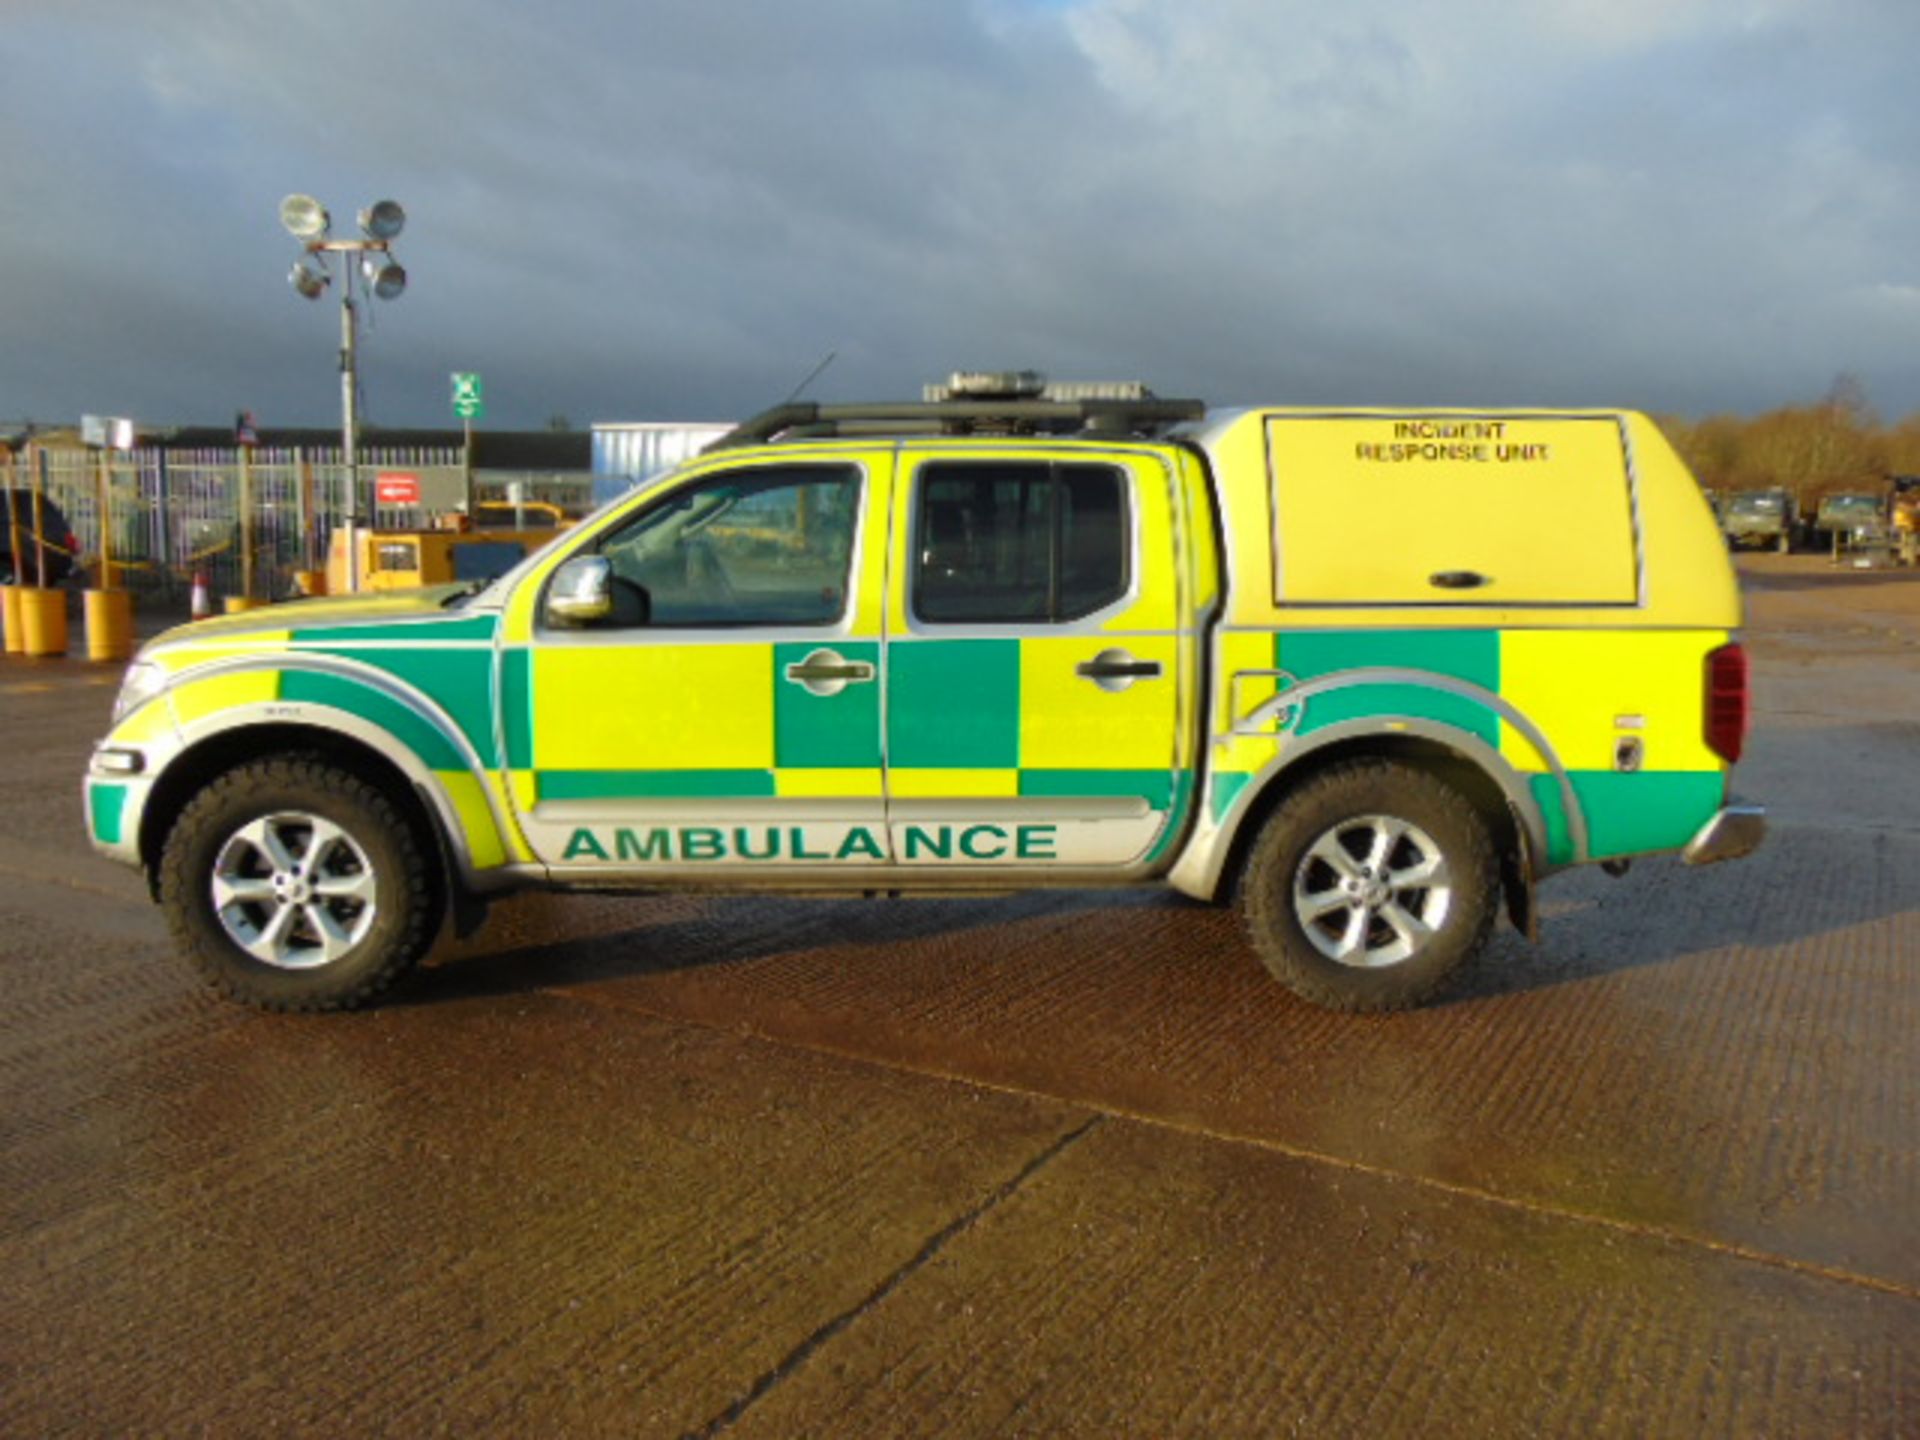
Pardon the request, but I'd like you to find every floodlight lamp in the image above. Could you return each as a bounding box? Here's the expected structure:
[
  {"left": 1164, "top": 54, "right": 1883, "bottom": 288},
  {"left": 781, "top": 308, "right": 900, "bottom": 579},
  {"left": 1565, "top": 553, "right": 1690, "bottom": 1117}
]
[
  {"left": 360, "top": 199, "right": 405, "bottom": 241},
  {"left": 288, "top": 259, "right": 329, "bottom": 299},
  {"left": 370, "top": 261, "right": 407, "bottom": 300},
  {"left": 279, "top": 193, "right": 330, "bottom": 239}
]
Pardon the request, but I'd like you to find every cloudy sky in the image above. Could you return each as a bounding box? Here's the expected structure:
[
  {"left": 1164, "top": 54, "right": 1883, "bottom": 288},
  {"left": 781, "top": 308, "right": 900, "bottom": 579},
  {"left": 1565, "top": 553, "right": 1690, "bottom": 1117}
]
[{"left": 4, "top": 0, "right": 1918, "bottom": 431}]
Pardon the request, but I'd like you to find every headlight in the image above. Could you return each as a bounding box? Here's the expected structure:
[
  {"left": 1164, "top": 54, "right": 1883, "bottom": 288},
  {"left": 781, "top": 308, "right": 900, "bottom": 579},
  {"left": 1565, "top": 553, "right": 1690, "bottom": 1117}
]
[{"left": 112, "top": 660, "right": 167, "bottom": 724}]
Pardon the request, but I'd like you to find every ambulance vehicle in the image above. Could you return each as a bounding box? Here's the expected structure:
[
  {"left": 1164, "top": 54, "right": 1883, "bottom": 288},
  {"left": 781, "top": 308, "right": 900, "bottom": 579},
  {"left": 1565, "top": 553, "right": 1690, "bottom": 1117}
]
[{"left": 85, "top": 381, "right": 1763, "bottom": 1012}]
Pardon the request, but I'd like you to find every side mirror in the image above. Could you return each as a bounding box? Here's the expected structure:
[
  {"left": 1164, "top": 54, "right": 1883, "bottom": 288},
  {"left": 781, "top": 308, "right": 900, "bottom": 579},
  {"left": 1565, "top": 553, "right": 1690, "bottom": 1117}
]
[{"left": 546, "top": 555, "right": 614, "bottom": 627}]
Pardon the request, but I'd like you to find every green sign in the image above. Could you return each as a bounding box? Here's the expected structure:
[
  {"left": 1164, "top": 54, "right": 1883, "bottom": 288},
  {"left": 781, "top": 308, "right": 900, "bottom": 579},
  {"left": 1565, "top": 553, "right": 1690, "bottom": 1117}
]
[{"left": 451, "top": 372, "right": 485, "bottom": 420}]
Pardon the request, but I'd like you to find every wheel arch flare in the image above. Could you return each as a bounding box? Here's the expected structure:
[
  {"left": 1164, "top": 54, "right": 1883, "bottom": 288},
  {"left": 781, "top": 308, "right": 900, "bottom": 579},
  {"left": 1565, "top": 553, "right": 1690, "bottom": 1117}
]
[
  {"left": 100, "top": 654, "right": 522, "bottom": 893},
  {"left": 1175, "top": 706, "right": 1559, "bottom": 904}
]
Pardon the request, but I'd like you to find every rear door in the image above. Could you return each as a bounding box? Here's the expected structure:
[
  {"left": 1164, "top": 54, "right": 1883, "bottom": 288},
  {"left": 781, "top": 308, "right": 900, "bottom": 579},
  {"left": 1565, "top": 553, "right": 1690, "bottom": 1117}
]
[{"left": 882, "top": 446, "right": 1193, "bottom": 871}]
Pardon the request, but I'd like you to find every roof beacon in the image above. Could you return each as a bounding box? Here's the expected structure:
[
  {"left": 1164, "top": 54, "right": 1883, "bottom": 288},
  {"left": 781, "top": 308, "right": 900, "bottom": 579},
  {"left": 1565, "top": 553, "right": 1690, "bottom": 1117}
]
[{"left": 930, "top": 370, "right": 1049, "bottom": 401}]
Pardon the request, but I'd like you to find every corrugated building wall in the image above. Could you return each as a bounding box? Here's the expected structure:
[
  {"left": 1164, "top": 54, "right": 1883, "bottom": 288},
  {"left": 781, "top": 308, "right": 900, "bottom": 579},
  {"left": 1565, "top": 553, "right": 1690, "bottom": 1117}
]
[{"left": 590, "top": 423, "right": 732, "bottom": 504}]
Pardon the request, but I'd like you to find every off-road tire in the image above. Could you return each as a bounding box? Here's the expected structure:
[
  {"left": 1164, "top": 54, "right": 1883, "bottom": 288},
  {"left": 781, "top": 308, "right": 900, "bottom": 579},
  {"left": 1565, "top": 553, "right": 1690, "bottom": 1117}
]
[
  {"left": 1240, "top": 760, "right": 1498, "bottom": 1012},
  {"left": 159, "top": 756, "right": 440, "bottom": 1011}
]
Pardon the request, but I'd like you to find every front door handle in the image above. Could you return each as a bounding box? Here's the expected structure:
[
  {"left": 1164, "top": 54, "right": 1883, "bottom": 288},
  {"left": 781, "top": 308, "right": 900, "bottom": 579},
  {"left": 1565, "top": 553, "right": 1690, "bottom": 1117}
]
[
  {"left": 1076, "top": 648, "right": 1163, "bottom": 693},
  {"left": 1430, "top": 569, "right": 1493, "bottom": 590},
  {"left": 785, "top": 648, "right": 874, "bottom": 697}
]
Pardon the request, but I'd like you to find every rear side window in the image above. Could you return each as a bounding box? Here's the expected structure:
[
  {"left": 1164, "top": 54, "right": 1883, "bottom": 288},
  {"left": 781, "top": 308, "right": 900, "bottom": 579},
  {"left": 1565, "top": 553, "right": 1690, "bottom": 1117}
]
[{"left": 913, "top": 462, "right": 1128, "bottom": 624}]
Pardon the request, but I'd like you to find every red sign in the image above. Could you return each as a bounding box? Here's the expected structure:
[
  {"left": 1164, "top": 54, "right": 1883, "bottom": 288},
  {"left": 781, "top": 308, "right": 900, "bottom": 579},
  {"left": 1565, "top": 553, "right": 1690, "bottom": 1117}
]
[{"left": 376, "top": 472, "right": 421, "bottom": 505}]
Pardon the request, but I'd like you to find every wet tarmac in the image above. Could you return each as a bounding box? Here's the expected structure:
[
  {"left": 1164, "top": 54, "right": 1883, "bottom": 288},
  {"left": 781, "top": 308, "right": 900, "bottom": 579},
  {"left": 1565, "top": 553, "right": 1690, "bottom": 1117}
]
[{"left": 2, "top": 554, "right": 1916, "bottom": 1435}]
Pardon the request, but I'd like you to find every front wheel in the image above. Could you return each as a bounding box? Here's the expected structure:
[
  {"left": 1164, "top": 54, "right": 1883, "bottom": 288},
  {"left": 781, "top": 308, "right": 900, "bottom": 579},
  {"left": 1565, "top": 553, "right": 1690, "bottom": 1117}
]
[
  {"left": 1240, "top": 760, "right": 1498, "bottom": 1011},
  {"left": 159, "top": 756, "right": 441, "bottom": 1010}
]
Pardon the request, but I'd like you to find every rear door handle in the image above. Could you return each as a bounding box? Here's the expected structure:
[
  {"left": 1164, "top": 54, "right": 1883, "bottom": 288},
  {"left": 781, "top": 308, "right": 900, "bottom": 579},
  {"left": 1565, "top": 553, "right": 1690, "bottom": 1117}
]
[
  {"left": 1429, "top": 570, "right": 1492, "bottom": 590},
  {"left": 1076, "top": 649, "right": 1163, "bottom": 692},
  {"left": 785, "top": 648, "right": 874, "bottom": 697}
]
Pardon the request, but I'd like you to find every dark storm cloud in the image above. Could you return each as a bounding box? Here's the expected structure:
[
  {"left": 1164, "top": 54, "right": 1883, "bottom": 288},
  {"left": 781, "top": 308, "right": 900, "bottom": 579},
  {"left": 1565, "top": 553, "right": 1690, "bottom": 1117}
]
[{"left": 3, "top": 0, "right": 1918, "bottom": 429}]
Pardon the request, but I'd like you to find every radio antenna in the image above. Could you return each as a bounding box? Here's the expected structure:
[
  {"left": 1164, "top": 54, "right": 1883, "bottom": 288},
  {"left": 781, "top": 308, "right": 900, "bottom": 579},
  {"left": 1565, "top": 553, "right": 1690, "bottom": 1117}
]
[{"left": 780, "top": 349, "right": 838, "bottom": 405}]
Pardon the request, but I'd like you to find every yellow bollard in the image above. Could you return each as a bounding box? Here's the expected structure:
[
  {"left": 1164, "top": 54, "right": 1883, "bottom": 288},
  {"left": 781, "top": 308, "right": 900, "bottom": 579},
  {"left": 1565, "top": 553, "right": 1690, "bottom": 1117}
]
[
  {"left": 84, "top": 588, "right": 135, "bottom": 662},
  {"left": 17, "top": 587, "right": 67, "bottom": 656},
  {"left": 1, "top": 585, "right": 22, "bottom": 654},
  {"left": 222, "top": 596, "right": 268, "bottom": 614}
]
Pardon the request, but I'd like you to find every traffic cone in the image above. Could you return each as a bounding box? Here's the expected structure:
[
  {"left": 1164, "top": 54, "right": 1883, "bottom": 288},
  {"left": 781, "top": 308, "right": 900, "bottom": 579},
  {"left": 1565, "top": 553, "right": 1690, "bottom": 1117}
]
[{"left": 190, "top": 570, "right": 213, "bottom": 620}]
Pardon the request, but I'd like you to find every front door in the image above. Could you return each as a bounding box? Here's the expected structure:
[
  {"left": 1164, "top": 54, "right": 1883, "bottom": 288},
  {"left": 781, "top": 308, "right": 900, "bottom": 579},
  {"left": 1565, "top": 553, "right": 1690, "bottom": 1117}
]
[
  {"left": 882, "top": 448, "right": 1190, "bottom": 871},
  {"left": 505, "top": 454, "right": 895, "bottom": 873}
]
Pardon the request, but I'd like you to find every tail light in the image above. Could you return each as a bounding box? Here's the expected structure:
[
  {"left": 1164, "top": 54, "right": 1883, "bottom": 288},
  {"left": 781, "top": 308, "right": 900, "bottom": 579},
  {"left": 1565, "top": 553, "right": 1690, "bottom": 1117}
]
[{"left": 1704, "top": 642, "right": 1748, "bottom": 765}]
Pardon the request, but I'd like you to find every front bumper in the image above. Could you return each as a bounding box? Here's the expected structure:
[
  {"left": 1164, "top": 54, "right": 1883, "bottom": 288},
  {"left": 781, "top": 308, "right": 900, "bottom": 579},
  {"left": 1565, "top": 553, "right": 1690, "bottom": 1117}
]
[
  {"left": 84, "top": 752, "right": 153, "bottom": 868},
  {"left": 1682, "top": 803, "right": 1766, "bottom": 866}
]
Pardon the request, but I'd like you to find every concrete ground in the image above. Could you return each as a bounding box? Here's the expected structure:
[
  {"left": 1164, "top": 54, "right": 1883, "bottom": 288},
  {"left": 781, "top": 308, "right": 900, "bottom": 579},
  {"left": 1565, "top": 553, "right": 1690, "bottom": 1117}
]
[{"left": 0, "top": 554, "right": 1915, "bottom": 1436}]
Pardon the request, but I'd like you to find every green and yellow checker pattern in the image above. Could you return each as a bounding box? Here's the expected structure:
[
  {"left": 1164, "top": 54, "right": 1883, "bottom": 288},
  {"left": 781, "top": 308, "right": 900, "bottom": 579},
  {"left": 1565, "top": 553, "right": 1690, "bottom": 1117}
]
[
  {"left": 499, "top": 633, "right": 1189, "bottom": 827},
  {"left": 480, "top": 443, "right": 1201, "bottom": 860},
  {"left": 877, "top": 446, "right": 1197, "bottom": 855},
  {"left": 491, "top": 447, "right": 899, "bottom": 814},
  {"left": 1209, "top": 626, "right": 1730, "bottom": 864},
  {"left": 503, "top": 639, "right": 884, "bottom": 803},
  {"left": 883, "top": 634, "right": 1185, "bottom": 813}
]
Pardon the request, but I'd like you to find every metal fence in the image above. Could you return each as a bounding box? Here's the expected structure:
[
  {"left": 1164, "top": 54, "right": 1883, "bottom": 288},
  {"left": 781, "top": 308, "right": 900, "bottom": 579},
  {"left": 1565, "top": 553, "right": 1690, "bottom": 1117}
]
[{"left": 4, "top": 446, "right": 593, "bottom": 600}]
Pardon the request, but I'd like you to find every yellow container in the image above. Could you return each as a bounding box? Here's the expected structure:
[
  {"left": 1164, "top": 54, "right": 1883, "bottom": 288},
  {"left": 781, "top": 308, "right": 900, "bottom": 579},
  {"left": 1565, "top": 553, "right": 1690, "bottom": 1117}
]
[
  {"left": 222, "top": 596, "right": 268, "bottom": 614},
  {"left": 17, "top": 586, "right": 67, "bottom": 657},
  {"left": 292, "top": 569, "right": 328, "bottom": 597},
  {"left": 0, "top": 585, "right": 22, "bottom": 654},
  {"left": 83, "top": 588, "right": 135, "bottom": 662},
  {"left": 326, "top": 524, "right": 550, "bottom": 593}
]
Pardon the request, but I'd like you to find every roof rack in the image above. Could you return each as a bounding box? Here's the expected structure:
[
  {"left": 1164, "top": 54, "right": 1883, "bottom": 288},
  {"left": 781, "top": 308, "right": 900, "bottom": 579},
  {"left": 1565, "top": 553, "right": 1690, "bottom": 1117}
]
[{"left": 703, "top": 396, "right": 1207, "bottom": 453}]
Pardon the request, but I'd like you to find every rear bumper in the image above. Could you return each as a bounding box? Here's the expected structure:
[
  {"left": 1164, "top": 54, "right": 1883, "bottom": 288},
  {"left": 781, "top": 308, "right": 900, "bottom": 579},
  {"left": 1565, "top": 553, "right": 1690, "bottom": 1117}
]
[{"left": 1682, "top": 803, "right": 1766, "bottom": 866}]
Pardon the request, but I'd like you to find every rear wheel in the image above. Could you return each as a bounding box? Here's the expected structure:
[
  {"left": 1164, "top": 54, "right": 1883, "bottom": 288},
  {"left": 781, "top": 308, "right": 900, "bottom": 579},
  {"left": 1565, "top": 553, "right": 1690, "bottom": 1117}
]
[
  {"left": 1240, "top": 760, "right": 1498, "bottom": 1011},
  {"left": 159, "top": 756, "right": 440, "bottom": 1010}
]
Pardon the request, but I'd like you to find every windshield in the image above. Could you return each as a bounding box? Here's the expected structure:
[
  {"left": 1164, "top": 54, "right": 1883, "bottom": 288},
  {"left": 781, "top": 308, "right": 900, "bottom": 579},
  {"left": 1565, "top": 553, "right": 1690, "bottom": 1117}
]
[
  {"left": 1730, "top": 494, "right": 1783, "bottom": 514},
  {"left": 1821, "top": 496, "right": 1880, "bottom": 516}
]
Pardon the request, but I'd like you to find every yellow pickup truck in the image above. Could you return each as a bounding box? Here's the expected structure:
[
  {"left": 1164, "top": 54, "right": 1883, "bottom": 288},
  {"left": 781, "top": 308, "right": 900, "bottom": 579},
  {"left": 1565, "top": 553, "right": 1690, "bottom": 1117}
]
[{"left": 86, "top": 382, "right": 1762, "bottom": 1013}]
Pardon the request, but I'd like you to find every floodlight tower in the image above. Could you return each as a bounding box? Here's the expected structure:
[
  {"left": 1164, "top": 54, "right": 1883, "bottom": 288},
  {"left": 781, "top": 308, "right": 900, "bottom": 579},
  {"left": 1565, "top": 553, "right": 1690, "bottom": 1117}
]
[{"left": 281, "top": 194, "right": 408, "bottom": 592}]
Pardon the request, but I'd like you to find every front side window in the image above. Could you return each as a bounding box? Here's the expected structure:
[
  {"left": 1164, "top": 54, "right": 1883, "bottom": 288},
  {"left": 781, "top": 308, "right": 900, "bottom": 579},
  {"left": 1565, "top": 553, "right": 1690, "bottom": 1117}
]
[
  {"left": 913, "top": 461, "right": 1128, "bottom": 624},
  {"left": 587, "top": 464, "right": 860, "bottom": 627}
]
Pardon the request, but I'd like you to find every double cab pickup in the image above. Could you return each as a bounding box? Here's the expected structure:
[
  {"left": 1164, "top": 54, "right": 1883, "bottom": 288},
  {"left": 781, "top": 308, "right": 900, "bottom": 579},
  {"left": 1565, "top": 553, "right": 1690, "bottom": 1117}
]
[{"left": 87, "top": 383, "right": 1763, "bottom": 1012}]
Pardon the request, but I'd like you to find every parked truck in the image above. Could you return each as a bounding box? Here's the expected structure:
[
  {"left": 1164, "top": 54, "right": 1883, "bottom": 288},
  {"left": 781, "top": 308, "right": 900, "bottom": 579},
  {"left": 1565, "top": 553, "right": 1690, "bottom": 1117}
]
[
  {"left": 1814, "top": 491, "right": 1887, "bottom": 539},
  {"left": 1814, "top": 490, "right": 1892, "bottom": 565},
  {"left": 85, "top": 384, "right": 1763, "bottom": 1013},
  {"left": 1722, "top": 488, "right": 1797, "bottom": 552}
]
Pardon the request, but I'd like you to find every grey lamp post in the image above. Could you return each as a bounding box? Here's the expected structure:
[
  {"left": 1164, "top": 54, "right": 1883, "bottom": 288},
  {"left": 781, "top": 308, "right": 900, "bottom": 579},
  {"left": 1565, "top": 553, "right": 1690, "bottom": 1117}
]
[{"left": 281, "top": 194, "right": 408, "bottom": 594}]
